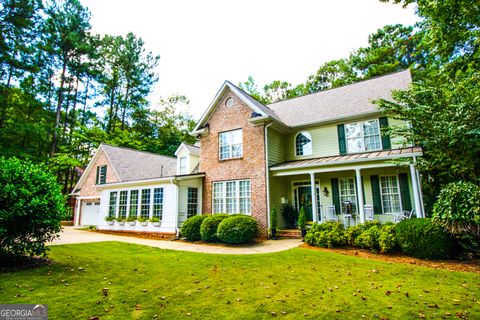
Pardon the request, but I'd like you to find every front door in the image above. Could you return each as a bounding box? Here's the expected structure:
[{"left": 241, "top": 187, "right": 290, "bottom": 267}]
[{"left": 297, "top": 186, "right": 313, "bottom": 221}]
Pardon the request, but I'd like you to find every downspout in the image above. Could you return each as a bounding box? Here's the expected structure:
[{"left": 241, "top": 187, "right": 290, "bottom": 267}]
[{"left": 265, "top": 122, "right": 273, "bottom": 230}]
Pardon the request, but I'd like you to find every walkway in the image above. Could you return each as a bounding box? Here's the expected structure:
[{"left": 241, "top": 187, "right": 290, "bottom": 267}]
[{"left": 49, "top": 227, "right": 301, "bottom": 255}]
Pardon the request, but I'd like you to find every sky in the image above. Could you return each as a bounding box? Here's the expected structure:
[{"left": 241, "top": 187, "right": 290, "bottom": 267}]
[{"left": 80, "top": 0, "right": 419, "bottom": 120}]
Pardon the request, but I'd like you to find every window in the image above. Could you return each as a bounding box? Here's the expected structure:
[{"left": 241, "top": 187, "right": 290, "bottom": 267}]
[
  {"left": 380, "top": 176, "right": 402, "bottom": 214},
  {"left": 118, "top": 191, "right": 128, "bottom": 218},
  {"left": 212, "top": 180, "right": 251, "bottom": 214},
  {"left": 179, "top": 156, "right": 187, "bottom": 174},
  {"left": 225, "top": 97, "right": 235, "bottom": 107},
  {"left": 108, "top": 191, "right": 117, "bottom": 218},
  {"left": 339, "top": 178, "right": 357, "bottom": 214},
  {"left": 96, "top": 165, "right": 107, "bottom": 184},
  {"left": 219, "top": 129, "right": 243, "bottom": 160},
  {"left": 187, "top": 187, "right": 198, "bottom": 218},
  {"left": 129, "top": 190, "right": 138, "bottom": 218},
  {"left": 295, "top": 132, "right": 312, "bottom": 156},
  {"left": 140, "top": 189, "right": 151, "bottom": 219},
  {"left": 345, "top": 119, "right": 381, "bottom": 153},
  {"left": 152, "top": 188, "right": 163, "bottom": 219}
]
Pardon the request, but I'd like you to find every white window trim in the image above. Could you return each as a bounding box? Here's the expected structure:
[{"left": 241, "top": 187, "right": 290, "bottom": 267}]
[
  {"left": 212, "top": 179, "right": 251, "bottom": 214},
  {"left": 179, "top": 156, "right": 188, "bottom": 175},
  {"left": 379, "top": 174, "right": 403, "bottom": 214},
  {"left": 345, "top": 119, "right": 383, "bottom": 154},
  {"left": 219, "top": 129, "right": 243, "bottom": 160},
  {"left": 295, "top": 131, "right": 313, "bottom": 157}
]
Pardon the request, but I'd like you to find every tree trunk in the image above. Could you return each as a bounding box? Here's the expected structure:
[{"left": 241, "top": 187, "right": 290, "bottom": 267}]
[
  {"left": 81, "top": 77, "right": 90, "bottom": 126},
  {"left": 50, "top": 59, "right": 67, "bottom": 157},
  {"left": 68, "top": 77, "right": 79, "bottom": 143},
  {"left": 120, "top": 83, "right": 130, "bottom": 130}
]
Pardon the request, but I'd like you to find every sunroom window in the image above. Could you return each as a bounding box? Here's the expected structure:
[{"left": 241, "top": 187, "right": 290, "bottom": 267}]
[
  {"left": 295, "top": 131, "right": 312, "bottom": 156},
  {"left": 212, "top": 180, "right": 251, "bottom": 214},
  {"left": 345, "top": 119, "right": 381, "bottom": 153},
  {"left": 219, "top": 129, "right": 243, "bottom": 160}
]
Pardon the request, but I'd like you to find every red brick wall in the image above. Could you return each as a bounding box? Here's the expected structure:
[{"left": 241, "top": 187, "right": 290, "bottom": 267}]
[{"left": 199, "top": 90, "right": 268, "bottom": 234}]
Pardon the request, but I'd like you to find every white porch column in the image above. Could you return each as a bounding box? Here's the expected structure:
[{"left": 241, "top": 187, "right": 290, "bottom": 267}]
[
  {"left": 410, "top": 164, "right": 423, "bottom": 218},
  {"left": 355, "top": 168, "right": 365, "bottom": 223},
  {"left": 74, "top": 198, "right": 81, "bottom": 226},
  {"left": 415, "top": 168, "right": 425, "bottom": 218},
  {"left": 310, "top": 172, "right": 318, "bottom": 223}
]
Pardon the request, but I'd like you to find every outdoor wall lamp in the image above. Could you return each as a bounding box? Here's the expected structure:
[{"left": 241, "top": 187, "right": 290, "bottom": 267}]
[{"left": 323, "top": 187, "right": 329, "bottom": 197}]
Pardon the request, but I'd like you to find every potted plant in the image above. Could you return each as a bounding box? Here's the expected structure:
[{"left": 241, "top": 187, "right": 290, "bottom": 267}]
[
  {"left": 270, "top": 208, "right": 278, "bottom": 240},
  {"left": 138, "top": 216, "right": 148, "bottom": 226},
  {"left": 105, "top": 216, "right": 115, "bottom": 225},
  {"left": 116, "top": 216, "right": 126, "bottom": 226},
  {"left": 298, "top": 207, "right": 307, "bottom": 239},
  {"left": 127, "top": 215, "right": 136, "bottom": 226},
  {"left": 149, "top": 217, "right": 161, "bottom": 227}
]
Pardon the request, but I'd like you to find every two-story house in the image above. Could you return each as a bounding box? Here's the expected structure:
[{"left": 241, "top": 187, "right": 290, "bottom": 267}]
[{"left": 192, "top": 69, "right": 424, "bottom": 233}]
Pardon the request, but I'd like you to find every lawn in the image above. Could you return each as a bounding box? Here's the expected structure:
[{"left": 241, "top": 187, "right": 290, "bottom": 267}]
[{"left": 1, "top": 242, "right": 479, "bottom": 319}]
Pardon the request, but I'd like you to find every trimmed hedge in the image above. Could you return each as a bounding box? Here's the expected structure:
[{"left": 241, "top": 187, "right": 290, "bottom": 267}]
[
  {"left": 395, "top": 218, "right": 453, "bottom": 259},
  {"left": 304, "top": 222, "right": 346, "bottom": 248},
  {"left": 200, "top": 214, "right": 229, "bottom": 242},
  {"left": 217, "top": 215, "right": 259, "bottom": 244},
  {"left": 181, "top": 215, "right": 207, "bottom": 241}
]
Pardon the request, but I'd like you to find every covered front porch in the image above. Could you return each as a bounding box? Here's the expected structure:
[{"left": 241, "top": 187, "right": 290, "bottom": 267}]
[{"left": 269, "top": 149, "right": 424, "bottom": 228}]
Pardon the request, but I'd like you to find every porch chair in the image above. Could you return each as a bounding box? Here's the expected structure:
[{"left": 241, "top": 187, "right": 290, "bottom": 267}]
[
  {"left": 364, "top": 205, "right": 374, "bottom": 222},
  {"left": 393, "top": 209, "right": 415, "bottom": 223},
  {"left": 343, "top": 201, "right": 354, "bottom": 227},
  {"left": 325, "top": 205, "right": 338, "bottom": 222}
]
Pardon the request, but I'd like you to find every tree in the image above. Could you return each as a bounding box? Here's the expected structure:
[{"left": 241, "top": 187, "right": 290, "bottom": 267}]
[{"left": 305, "top": 59, "right": 358, "bottom": 94}]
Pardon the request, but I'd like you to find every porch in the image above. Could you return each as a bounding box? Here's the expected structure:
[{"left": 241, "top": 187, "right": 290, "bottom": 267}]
[{"left": 269, "top": 149, "right": 424, "bottom": 228}]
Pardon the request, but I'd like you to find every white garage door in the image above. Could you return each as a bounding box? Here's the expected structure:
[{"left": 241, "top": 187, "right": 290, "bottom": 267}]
[{"left": 81, "top": 201, "right": 100, "bottom": 226}]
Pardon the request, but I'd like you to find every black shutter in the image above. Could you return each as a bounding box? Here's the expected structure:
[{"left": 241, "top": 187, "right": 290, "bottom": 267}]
[
  {"left": 337, "top": 124, "right": 347, "bottom": 155},
  {"left": 399, "top": 173, "right": 412, "bottom": 211},
  {"left": 331, "top": 178, "right": 340, "bottom": 214},
  {"left": 370, "top": 175, "right": 382, "bottom": 214},
  {"left": 95, "top": 166, "right": 100, "bottom": 184},
  {"left": 379, "top": 117, "right": 391, "bottom": 150},
  {"left": 100, "top": 166, "right": 107, "bottom": 184}
]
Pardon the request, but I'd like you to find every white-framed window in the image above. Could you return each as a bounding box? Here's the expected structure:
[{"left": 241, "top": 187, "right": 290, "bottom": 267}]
[
  {"left": 108, "top": 191, "right": 118, "bottom": 218},
  {"left": 140, "top": 189, "right": 151, "bottom": 219},
  {"left": 129, "top": 190, "right": 138, "bottom": 218},
  {"left": 345, "top": 119, "right": 382, "bottom": 153},
  {"left": 339, "top": 178, "right": 357, "bottom": 214},
  {"left": 295, "top": 131, "right": 312, "bottom": 156},
  {"left": 187, "top": 187, "right": 198, "bottom": 218},
  {"left": 179, "top": 156, "right": 187, "bottom": 174},
  {"left": 152, "top": 188, "right": 164, "bottom": 219},
  {"left": 212, "top": 180, "right": 251, "bottom": 214},
  {"left": 380, "top": 175, "right": 402, "bottom": 214},
  {"left": 219, "top": 129, "right": 243, "bottom": 160},
  {"left": 118, "top": 191, "right": 128, "bottom": 218}
]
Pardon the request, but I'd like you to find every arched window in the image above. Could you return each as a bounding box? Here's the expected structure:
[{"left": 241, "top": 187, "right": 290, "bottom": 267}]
[{"left": 295, "top": 131, "right": 312, "bottom": 156}]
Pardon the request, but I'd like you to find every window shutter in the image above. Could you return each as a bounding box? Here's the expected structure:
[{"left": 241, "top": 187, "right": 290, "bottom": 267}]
[
  {"left": 379, "top": 117, "right": 391, "bottom": 150},
  {"left": 370, "top": 175, "right": 382, "bottom": 214},
  {"left": 398, "top": 173, "right": 412, "bottom": 211},
  {"left": 331, "top": 178, "right": 340, "bottom": 214},
  {"left": 101, "top": 166, "right": 107, "bottom": 184},
  {"left": 337, "top": 124, "right": 347, "bottom": 155},
  {"left": 95, "top": 166, "right": 100, "bottom": 184}
]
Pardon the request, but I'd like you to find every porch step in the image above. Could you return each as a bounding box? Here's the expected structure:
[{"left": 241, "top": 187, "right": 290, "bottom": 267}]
[{"left": 276, "top": 229, "right": 302, "bottom": 239}]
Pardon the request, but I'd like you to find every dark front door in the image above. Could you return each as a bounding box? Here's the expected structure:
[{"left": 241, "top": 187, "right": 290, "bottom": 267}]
[{"left": 297, "top": 186, "right": 313, "bottom": 221}]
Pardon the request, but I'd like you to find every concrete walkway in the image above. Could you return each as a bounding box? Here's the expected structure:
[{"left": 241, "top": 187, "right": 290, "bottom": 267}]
[{"left": 49, "top": 227, "right": 301, "bottom": 255}]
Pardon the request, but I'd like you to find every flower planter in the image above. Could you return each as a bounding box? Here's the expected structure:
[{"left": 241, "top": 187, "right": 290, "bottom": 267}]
[
  {"left": 128, "top": 221, "right": 136, "bottom": 226},
  {"left": 107, "top": 221, "right": 115, "bottom": 226},
  {"left": 152, "top": 222, "right": 161, "bottom": 227},
  {"left": 139, "top": 221, "right": 148, "bottom": 227},
  {"left": 117, "top": 221, "right": 125, "bottom": 226}
]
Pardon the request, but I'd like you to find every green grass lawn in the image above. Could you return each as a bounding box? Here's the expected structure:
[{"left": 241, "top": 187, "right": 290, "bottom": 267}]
[{"left": 1, "top": 242, "right": 479, "bottom": 319}]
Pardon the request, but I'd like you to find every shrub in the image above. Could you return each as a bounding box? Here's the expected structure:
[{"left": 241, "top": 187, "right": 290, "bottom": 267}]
[
  {"left": 126, "top": 216, "right": 136, "bottom": 222},
  {"left": 378, "top": 223, "right": 397, "bottom": 253},
  {"left": 0, "top": 157, "right": 65, "bottom": 260},
  {"left": 181, "top": 215, "right": 207, "bottom": 241},
  {"left": 304, "top": 222, "right": 345, "bottom": 248},
  {"left": 355, "top": 225, "right": 381, "bottom": 252},
  {"left": 217, "top": 215, "right": 259, "bottom": 244},
  {"left": 298, "top": 207, "right": 307, "bottom": 229},
  {"left": 200, "top": 214, "right": 229, "bottom": 242},
  {"left": 270, "top": 208, "right": 278, "bottom": 229},
  {"left": 344, "top": 224, "right": 363, "bottom": 246},
  {"left": 395, "top": 218, "right": 453, "bottom": 259}
]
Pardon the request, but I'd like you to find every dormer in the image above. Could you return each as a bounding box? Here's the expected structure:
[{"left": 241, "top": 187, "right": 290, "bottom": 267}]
[{"left": 175, "top": 142, "right": 200, "bottom": 175}]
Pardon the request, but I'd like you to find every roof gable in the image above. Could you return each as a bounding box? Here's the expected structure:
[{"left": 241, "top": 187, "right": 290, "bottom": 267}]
[{"left": 175, "top": 142, "right": 200, "bottom": 156}]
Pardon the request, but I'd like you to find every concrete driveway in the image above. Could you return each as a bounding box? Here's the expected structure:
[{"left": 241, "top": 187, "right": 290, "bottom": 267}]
[{"left": 49, "top": 227, "right": 301, "bottom": 255}]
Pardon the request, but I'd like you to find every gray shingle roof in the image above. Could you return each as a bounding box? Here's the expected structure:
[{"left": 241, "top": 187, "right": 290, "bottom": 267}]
[
  {"left": 183, "top": 143, "right": 200, "bottom": 155},
  {"left": 101, "top": 144, "right": 177, "bottom": 182},
  {"left": 267, "top": 70, "right": 412, "bottom": 127}
]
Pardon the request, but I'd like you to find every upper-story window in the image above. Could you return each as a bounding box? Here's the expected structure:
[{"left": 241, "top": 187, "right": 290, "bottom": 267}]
[
  {"left": 179, "top": 156, "right": 187, "bottom": 174},
  {"left": 219, "top": 129, "right": 243, "bottom": 160},
  {"left": 345, "top": 119, "right": 381, "bottom": 153},
  {"left": 295, "top": 131, "right": 312, "bottom": 156},
  {"left": 96, "top": 165, "right": 107, "bottom": 185}
]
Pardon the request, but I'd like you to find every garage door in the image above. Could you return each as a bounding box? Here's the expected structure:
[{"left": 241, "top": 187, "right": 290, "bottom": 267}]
[{"left": 81, "top": 201, "right": 100, "bottom": 226}]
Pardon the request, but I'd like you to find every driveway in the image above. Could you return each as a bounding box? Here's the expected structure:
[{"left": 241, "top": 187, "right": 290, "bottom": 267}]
[{"left": 49, "top": 227, "right": 301, "bottom": 255}]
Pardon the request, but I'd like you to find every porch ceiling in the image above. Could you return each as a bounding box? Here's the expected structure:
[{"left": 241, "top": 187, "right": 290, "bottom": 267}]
[{"left": 270, "top": 146, "right": 422, "bottom": 172}]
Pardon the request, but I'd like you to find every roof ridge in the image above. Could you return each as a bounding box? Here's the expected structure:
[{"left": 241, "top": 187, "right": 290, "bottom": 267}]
[
  {"left": 183, "top": 142, "right": 200, "bottom": 149},
  {"left": 267, "top": 69, "right": 411, "bottom": 107},
  {"left": 100, "top": 143, "right": 177, "bottom": 159}
]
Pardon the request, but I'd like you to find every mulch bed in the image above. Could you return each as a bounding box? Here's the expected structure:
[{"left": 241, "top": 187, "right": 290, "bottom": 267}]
[{"left": 301, "top": 243, "right": 480, "bottom": 273}]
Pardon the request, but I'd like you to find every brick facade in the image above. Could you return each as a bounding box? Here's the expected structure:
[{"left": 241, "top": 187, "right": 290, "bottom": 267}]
[{"left": 199, "top": 90, "right": 268, "bottom": 234}]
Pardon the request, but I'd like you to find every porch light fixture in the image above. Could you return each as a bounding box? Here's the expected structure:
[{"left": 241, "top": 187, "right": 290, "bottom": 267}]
[{"left": 323, "top": 187, "right": 329, "bottom": 197}]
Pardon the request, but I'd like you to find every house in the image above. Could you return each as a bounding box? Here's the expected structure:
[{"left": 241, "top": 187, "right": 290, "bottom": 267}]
[
  {"left": 72, "top": 143, "right": 203, "bottom": 233},
  {"left": 73, "top": 69, "right": 424, "bottom": 236}
]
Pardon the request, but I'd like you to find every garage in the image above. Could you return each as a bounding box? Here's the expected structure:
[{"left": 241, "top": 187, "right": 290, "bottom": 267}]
[{"left": 81, "top": 200, "right": 100, "bottom": 226}]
